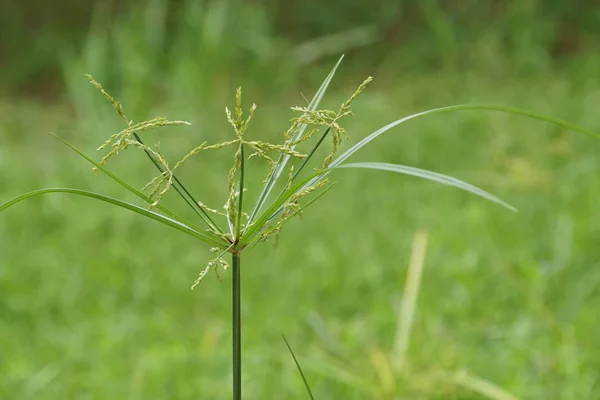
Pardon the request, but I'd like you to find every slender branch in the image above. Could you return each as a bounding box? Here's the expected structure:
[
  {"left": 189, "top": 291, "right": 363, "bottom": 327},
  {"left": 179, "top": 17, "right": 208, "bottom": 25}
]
[
  {"left": 132, "top": 132, "right": 223, "bottom": 233},
  {"left": 292, "top": 126, "right": 331, "bottom": 181},
  {"left": 232, "top": 252, "right": 242, "bottom": 400}
]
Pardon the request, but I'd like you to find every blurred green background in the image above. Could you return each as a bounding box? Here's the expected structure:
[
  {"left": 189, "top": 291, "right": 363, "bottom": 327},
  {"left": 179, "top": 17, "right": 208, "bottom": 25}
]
[{"left": 2, "top": 0, "right": 600, "bottom": 398}]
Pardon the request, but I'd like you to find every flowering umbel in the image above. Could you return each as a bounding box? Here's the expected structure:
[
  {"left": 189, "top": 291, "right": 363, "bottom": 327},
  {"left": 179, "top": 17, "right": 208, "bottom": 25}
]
[{"left": 87, "top": 75, "right": 372, "bottom": 286}]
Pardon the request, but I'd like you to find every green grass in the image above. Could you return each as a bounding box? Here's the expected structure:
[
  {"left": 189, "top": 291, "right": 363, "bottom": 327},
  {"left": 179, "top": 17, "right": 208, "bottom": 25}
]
[{"left": 2, "top": 65, "right": 600, "bottom": 399}]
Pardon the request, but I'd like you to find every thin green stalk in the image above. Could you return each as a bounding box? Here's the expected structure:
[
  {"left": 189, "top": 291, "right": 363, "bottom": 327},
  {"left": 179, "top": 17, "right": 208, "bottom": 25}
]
[
  {"left": 247, "top": 55, "right": 344, "bottom": 225},
  {"left": 132, "top": 132, "right": 223, "bottom": 233},
  {"left": 232, "top": 252, "right": 242, "bottom": 400},
  {"left": 282, "top": 335, "right": 316, "bottom": 400},
  {"left": 292, "top": 126, "right": 331, "bottom": 181},
  {"left": 258, "top": 127, "right": 333, "bottom": 228},
  {"left": 235, "top": 145, "right": 245, "bottom": 240}
]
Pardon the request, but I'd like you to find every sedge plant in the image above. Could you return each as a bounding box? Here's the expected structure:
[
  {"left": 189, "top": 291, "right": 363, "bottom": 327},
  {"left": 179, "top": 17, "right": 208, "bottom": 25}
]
[{"left": 2, "top": 55, "right": 600, "bottom": 399}]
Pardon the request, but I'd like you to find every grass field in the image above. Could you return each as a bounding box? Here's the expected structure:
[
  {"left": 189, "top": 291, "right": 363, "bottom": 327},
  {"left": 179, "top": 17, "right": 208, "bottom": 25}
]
[{"left": 2, "top": 60, "right": 600, "bottom": 399}]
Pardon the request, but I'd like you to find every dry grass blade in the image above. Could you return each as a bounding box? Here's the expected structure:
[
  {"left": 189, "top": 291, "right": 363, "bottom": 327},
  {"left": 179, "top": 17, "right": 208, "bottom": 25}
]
[
  {"left": 449, "top": 371, "right": 519, "bottom": 400},
  {"left": 393, "top": 230, "right": 429, "bottom": 369}
]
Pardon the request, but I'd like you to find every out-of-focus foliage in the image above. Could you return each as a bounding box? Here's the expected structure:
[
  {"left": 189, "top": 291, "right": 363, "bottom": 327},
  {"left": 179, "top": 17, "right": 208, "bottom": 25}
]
[{"left": 2, "top": 0, "right": 599, "bottom": 96}]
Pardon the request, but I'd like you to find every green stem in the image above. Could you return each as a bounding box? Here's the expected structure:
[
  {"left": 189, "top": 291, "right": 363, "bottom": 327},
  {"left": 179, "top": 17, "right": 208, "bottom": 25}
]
[
  {"left": 235, "top": 145, "right": 245, "bottom": 239},
  {"left": 232, "top": 252, "right": 242, "bottom": 400},
  {"left": 292, "top": 126, "right": 331, "bottom": 181},
  {"left": 132, "top": 132, "right": 223, "bottom": 233}
]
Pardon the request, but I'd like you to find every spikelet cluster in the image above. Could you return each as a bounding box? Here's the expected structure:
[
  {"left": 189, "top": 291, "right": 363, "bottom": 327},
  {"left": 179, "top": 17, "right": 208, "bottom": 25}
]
[{"left": 87, "top": 74, "right": 372, "bottom": 286}]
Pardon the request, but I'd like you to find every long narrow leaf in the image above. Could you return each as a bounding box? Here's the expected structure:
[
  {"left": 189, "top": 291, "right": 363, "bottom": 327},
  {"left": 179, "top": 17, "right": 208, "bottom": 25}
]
[
  {"left": 292, "top": 103, "right": 600, "bottom": 206},
  {"left": 0, "top": 188, "right": 228, "bottom": 249},
  {"left": 265, "top": 158, "right": 516, "bottom": 235},
  {"left": 282, "top": 335, "right": 316, "bottom": 400},
  {"left": 336, "top": 162, "right": 517, "bottom": 212},
  {"left": 248, "top": 55, "right": 344, "bottom": 224},
  {"left": 52, "top": 133, "right": 217, "bottom": 238},
  {"left": 330, "top": 104, "right": 600, "bottom": 168}
]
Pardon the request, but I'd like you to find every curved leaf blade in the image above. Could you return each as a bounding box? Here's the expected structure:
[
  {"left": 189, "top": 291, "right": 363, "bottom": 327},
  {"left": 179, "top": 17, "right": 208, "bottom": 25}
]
[
  {"left": 336, "top": 162, "right": 517, "bottom": 212},
  {"left": 0, "top": 188, "right": 228, "bottom": 248},
  {"left": 261, "top": 159, "right": 516, "bottom": 243},
  {"left": 52, "top": 133, "right": 224, "bottom": 243},
  {"left": 331, "top": 104, "right": 600, "bottom": 167}
]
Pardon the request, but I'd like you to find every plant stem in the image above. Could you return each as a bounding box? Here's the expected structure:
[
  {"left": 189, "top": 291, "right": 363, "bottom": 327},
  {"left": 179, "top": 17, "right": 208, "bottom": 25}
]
[
  {"left": 232, "top": 252, "right": 242, "bottom": 400},
  {"left": 132, "top": 132, "right": 223, "bottom": 233},
  {"left": 292, "top": 126, "right": 331, "bottom": 181},
  {"left": 235, "top": 145, "right": 245, "bottom": 238}
]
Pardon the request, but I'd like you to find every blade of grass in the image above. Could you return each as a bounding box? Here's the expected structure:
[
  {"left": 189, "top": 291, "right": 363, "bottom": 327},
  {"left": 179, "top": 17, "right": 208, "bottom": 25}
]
[
  {"left": 293, "top": 25, "right": 379, "bottom": 65},
  {"left": 0, "top": 188, "right": 228, "bottom": 248},
  {"left": 336, "top": 162, "right": 517, "bottom": 212},
  {"left": 132, "top": 132, "right": 223, "bottom": 233},
  {"left": 305, "top": 312, "right": 345, "bottom": 358},
  {"left": 448, "top": 371, "right": 519, "bottom": 400},
  {"left": 246, "top": 103, "right": 585, "bottom": 246},
  {"left": 330, "top": 104, "right": 600, "bottom": 168},
  {"left": 393, "top": 230, "right": 428, "bottom": 369},
  {"left": 282, "top": 104, "right": 594, "bottom": 218},
  {"left": 368, "top": 347, "right": 396, "bottom": 394},
  {"left": 282, "top": 335, "right": 316, "bottom": 400},
  {"left": 248, "top": 55, "right": 344, "bottom": 225},
  {"left": 52, "top": 133, "right": 219, "bottom": 238},
  {"left": 266, "top": 158, "right": 515, "bottom": 237}
]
